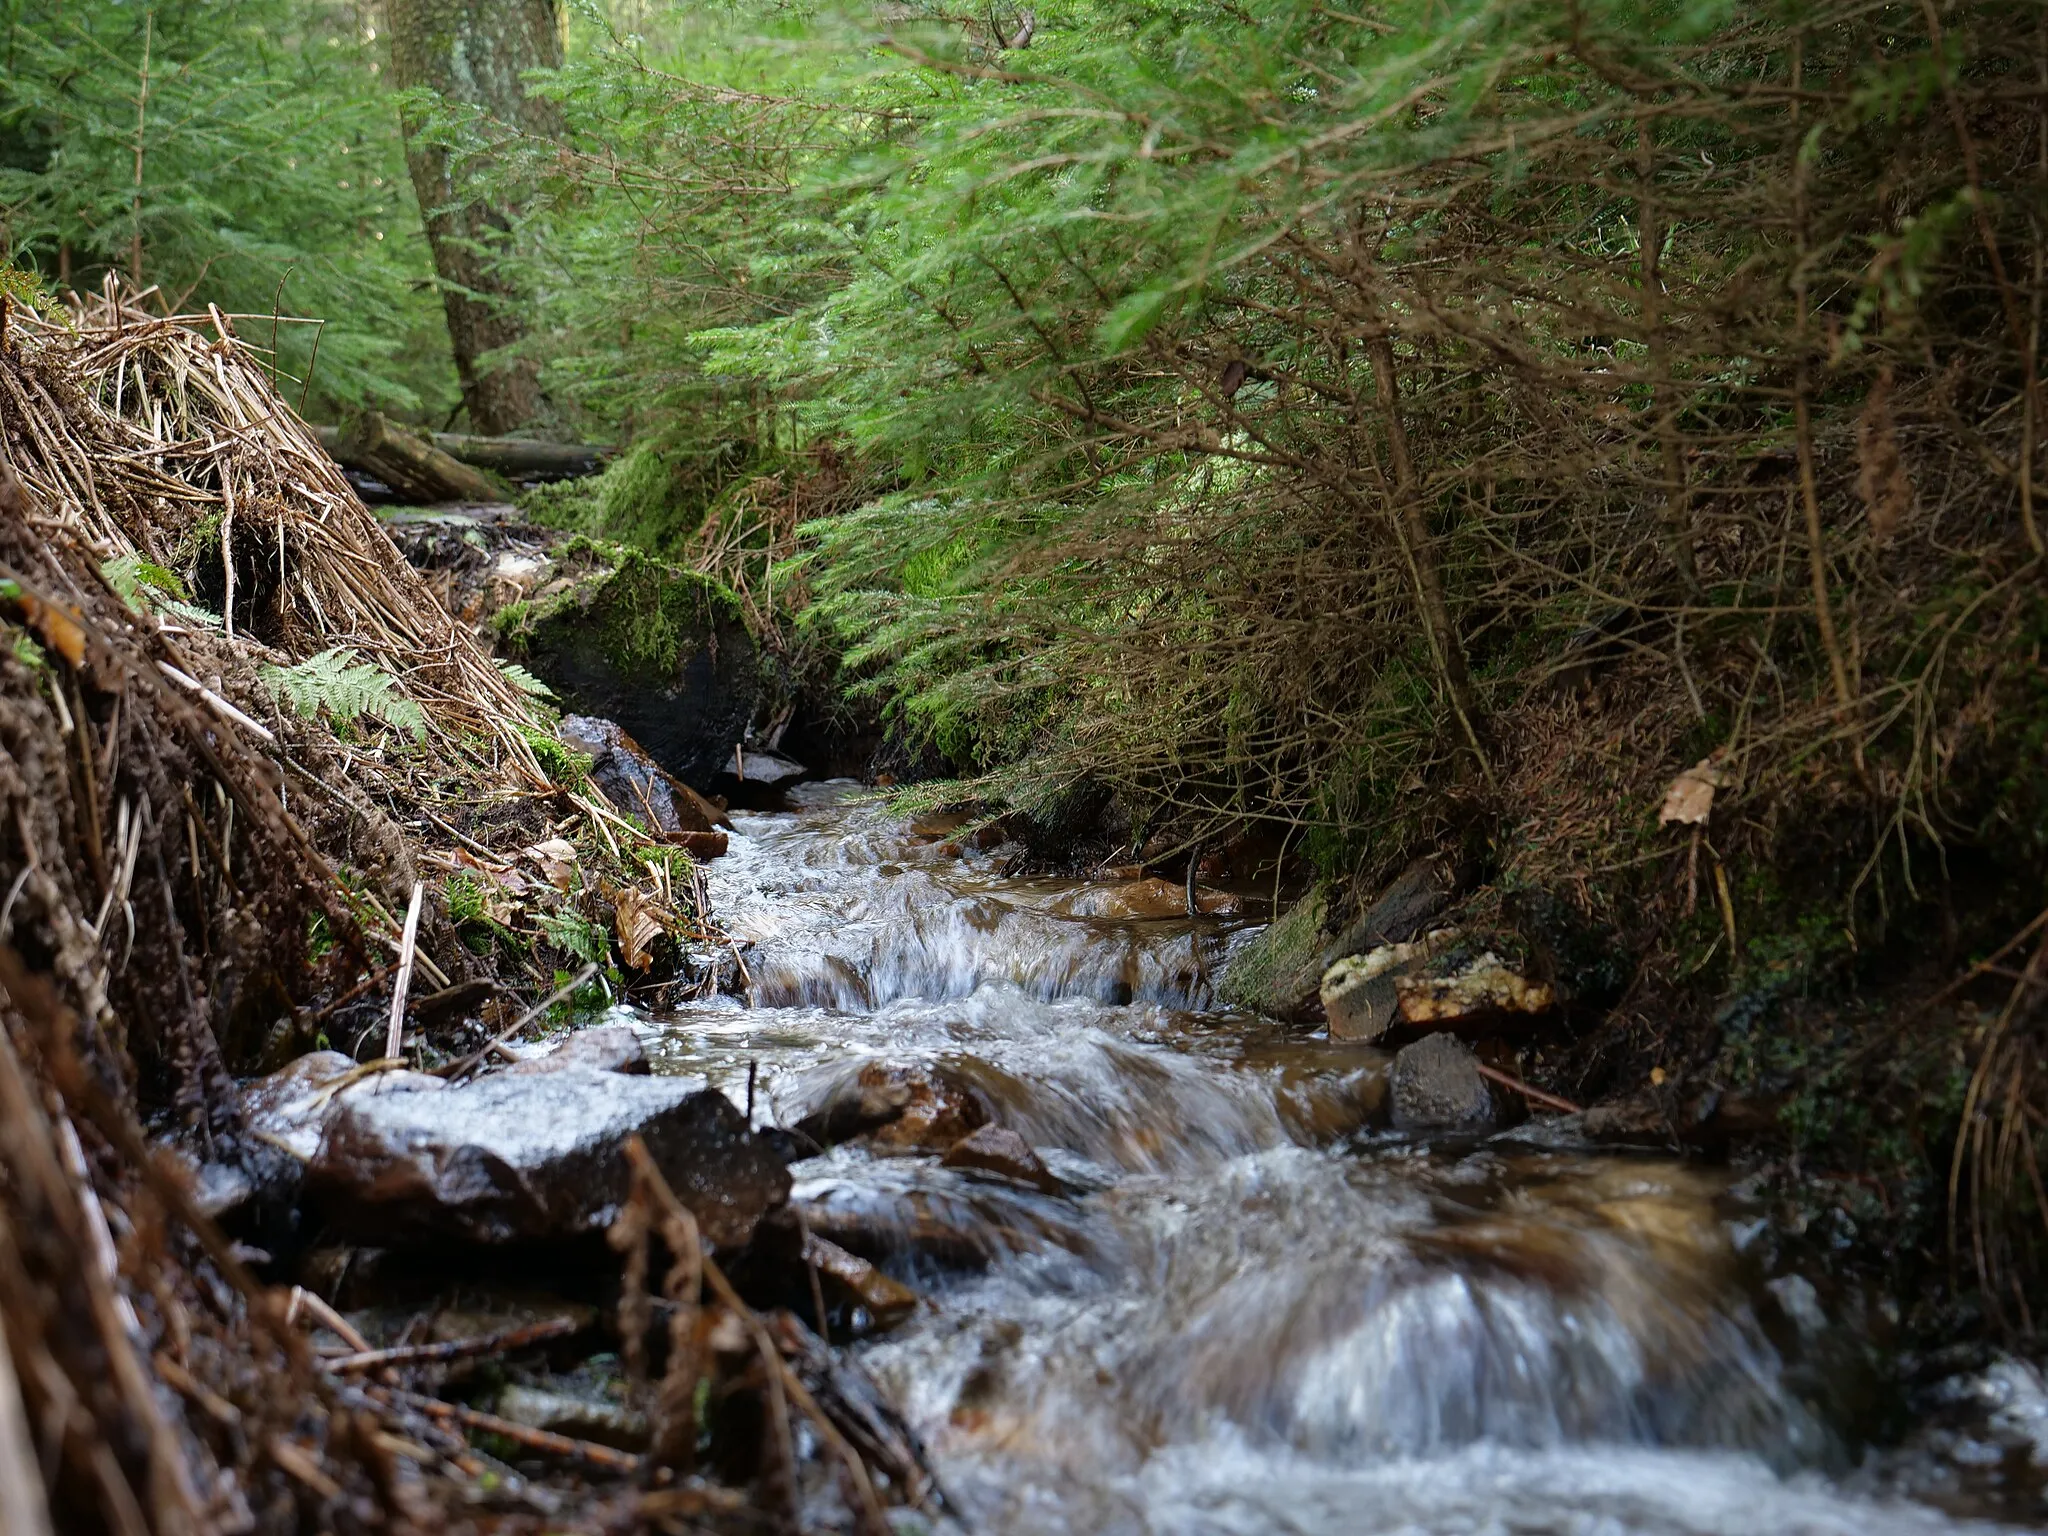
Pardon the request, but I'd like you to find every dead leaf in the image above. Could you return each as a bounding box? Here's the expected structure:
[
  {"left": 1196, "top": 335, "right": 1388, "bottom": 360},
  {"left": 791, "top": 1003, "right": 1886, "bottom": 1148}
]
[
  {"left": 0, "top": 578, "right": 87, "bottom": 668},
  {"left": 613, "top": 886, "right": 663, "bottom": 971},
  {"left": 524, "top": 837, "right": 579, "bottom": 891},
  {"left": 1658, "top": 756, "right": 1728, "bottom": 826}
]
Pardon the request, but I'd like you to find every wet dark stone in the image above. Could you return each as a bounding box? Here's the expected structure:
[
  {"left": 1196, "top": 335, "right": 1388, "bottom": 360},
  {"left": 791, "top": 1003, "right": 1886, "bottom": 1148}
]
[
  {"left": 802, "top": 1231, "right": 920, "bottom": 1332},
  {"left": 501, "top": 1022, "right": 649, "bottom": 1077},
  {"left": 941, "top": 1124, "right": 1064, "bottom": 1195},
  {"left": 307, "top": 1067, "right": 790, "bottom": 1249},
  {"left": 1390, "top": 1032, "right": 1498, "bottom": 1132},
  {"left": 795, "top": 1061, "right": 992, "bottom": 1151},
  {"left": 558, "top": 715, "right": 731, "bottom": 849},
  {"left": 756, "top": 1124, "right": 824, "bottom": 1163}
]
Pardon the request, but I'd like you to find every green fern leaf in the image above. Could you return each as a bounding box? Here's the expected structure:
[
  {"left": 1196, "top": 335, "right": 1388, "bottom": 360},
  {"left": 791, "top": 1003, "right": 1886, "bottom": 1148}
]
[
  {"left": 159, "top": 598, "right": 223, "bottom": 630},
  {"left": 496, "top": 660, "right": 556, "bottom": 700},
  {"left": 260, "top": 647, "right": 427, "bottom": 741},
  {"left": 101, "top": 554, "right": 189, "bottom": 613}
]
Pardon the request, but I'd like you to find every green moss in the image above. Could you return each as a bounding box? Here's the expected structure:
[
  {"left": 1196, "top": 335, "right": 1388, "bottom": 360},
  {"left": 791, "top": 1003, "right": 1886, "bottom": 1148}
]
[
  {"left": 520, "top": 542, "right": 747, "bottom": 678},
  {"left": 520, "top": 442, "right": 741, "bottom": 555},
  {"left": 445, "top": 873, "right": 489, "bottom": 926},
  {"left": 520, "top": 725, "right": 591, "bottom": 788},
  {"left": 490, "top": 598, "right": 534, "bottom": 640},
  {"left": 1217, "top": 884, "right": 1331, "bottom": 1016}
]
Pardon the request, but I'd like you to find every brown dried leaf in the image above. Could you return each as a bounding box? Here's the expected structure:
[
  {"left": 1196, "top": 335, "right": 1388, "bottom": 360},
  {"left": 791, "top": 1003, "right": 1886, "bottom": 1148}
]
[
  {"left": 614, "top": 886, "right": 664, "bottom": 971},
  {"left": 524, "top": 837, "right": 578, "bottom": 891},
  {"left": 1658, "top": 756, "right": 1728, "bottom": 826}
]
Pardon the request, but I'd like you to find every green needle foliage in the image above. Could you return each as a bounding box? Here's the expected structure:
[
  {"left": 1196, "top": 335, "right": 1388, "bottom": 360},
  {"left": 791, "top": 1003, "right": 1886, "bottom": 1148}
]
[
  {"left": 495, "top": 0, "right": 2045, "bottom": 888},
  {"left": 0, "top": 0, "right": 457, "bottom": 415}
]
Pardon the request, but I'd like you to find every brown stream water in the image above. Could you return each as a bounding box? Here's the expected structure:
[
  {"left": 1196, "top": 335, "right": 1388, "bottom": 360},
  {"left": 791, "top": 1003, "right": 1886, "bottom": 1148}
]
[{"left": 637, "top": 783, "right": 2045, "bottom": 1535}]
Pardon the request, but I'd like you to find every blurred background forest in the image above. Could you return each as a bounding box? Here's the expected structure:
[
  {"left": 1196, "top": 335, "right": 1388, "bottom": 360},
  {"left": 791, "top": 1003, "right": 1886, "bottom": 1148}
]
[{"left": 6, "top": 0, "right": 2048, "bottom": 1287}]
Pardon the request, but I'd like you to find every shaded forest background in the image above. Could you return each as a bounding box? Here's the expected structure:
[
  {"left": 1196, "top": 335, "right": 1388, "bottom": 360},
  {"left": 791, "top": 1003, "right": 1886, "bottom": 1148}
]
[{"left": 5, "top": 0, "right": 2048, "bottom": 1315}]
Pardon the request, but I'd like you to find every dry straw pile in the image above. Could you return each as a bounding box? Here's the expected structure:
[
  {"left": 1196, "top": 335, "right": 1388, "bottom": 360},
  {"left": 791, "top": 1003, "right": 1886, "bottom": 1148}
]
[
  {"left": 3, "top": 277, "right": 549, "bottom": 780},
  {"left": 0, "top": 283, "right": 794, "bottom": 1530}
]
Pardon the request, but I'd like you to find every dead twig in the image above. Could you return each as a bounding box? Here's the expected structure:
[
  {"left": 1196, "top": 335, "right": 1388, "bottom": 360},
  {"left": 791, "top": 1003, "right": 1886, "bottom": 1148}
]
[{"left": 324, "top": 1315, "right": 584, "bottom": 1374}]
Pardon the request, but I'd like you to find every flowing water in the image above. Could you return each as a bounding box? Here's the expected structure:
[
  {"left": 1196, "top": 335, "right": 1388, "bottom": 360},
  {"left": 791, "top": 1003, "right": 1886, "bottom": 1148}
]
[{"left": 638, "top": 782, "right": 2044, "bottom": 1535}]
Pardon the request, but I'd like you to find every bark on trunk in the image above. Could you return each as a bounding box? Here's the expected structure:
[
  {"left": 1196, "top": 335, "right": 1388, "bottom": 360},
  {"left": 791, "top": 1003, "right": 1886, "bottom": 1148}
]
[{"left": 384, "top": 0, "right": 564, "bottom": 436}]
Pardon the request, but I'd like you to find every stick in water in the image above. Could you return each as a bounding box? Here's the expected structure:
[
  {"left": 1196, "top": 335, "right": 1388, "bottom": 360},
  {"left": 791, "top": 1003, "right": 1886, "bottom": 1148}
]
[
  {"left": 386, "top": 880, "right": 424, "bottom": 1059},
  {"left": 1473, "top": 1061, "right": 1582, "bottom": 1115}
]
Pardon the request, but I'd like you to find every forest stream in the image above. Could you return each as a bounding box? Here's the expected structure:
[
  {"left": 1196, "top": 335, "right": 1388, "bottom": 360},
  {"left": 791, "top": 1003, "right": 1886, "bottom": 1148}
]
[{"left": 611, "top": 782, "right": 2045, "bottom": 1536}]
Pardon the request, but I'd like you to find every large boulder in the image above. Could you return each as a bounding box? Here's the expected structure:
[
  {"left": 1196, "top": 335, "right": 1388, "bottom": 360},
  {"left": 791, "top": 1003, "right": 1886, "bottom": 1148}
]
[
  {"left": 307, "top": 1067, "right": 790, "bottom": 1249},
  {"left": 499, "top": 544, "right": 760, "bottom": 787}
]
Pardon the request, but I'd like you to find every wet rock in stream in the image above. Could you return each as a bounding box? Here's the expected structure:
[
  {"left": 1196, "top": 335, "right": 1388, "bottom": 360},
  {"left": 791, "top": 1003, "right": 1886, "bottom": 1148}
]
[
  {"left": 796, "top": 1060, "right": 993, "bottom": 1151},
  {"left": 500, "top": 1020, "right": 650, "bottom": 1076},
  {"left": 307, "top": 1066, "right": 790, "bottom": 1247},
  {"left": 183, "top": 1050, "right": 449, "bottom": 1221},
  {"left": 1389, "top": 1032, "right": 1499, "bottom": 1131},
  {"left": 558, "top": 714, "right": 730, "bottom": 859},
  {"left": 803, "top": 1230, "right": 921, "bottom": 1330},
  {"left": 941, "top": 1123, "right": 1064, "bottom": 1195},
  {"left": 1047, "top": 877, "right": 1243, "bottom": 920}
]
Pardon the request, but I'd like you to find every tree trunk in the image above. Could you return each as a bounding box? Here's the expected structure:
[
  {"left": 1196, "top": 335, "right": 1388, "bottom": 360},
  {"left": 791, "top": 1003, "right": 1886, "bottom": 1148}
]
[{"left": 384, "top": 0, "right": 563, "bottom": 435}]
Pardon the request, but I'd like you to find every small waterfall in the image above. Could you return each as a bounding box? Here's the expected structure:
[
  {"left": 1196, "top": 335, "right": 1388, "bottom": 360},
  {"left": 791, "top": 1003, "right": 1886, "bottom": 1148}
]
[{"left": 636, "top": 783, "right": 2013, "bottom": 1536}]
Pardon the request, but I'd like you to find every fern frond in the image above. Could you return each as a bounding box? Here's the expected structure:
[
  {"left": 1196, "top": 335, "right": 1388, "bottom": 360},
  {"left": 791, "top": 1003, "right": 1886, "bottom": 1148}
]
[
  {"left": 159, "top": 598, "right": 223, "bottom": 630},
  {"left": 496, "top": 660, "right": 556, "bottom": 700},
  {"left": 101, "top": 554, "right": 188, "bottom": 612},
  {"left": 260, "top": 647, "right": 427, "bottom": 741}
]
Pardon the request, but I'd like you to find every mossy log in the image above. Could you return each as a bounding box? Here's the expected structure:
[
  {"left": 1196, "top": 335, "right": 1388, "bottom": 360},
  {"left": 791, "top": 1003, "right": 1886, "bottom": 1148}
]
[{"left": 317, "top": 422, "right": 608, "bottom": 483}]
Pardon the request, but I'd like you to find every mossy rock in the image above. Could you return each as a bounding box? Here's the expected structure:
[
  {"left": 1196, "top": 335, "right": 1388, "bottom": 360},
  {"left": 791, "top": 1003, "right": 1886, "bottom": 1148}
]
[
  {"left": 520, "top": 442, "right": 741, "bottom": 554},
  {"left": 499, "top": 544, "right": 760, "bottom": 787},
  {"left": 1217, "top": 884, "right": 1331, "bottom": 1019}
]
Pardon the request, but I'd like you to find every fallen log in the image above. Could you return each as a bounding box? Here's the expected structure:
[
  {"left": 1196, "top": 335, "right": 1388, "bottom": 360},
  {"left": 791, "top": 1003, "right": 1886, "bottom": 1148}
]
[
  {"left": 333, "top": 411, "right": 507, "bottom": 503},
  {"left": 432, "top": 431, "right": 611, "bottom": 479},
  {"left": 314, "top": 421, "right": 611, "bottom": 486}
]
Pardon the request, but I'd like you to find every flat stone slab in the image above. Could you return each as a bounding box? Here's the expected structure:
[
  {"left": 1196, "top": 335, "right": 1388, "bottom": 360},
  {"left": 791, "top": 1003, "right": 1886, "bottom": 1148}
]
[{"left": 307, "top": 1067, "right": 789, "bottom": 1249}]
